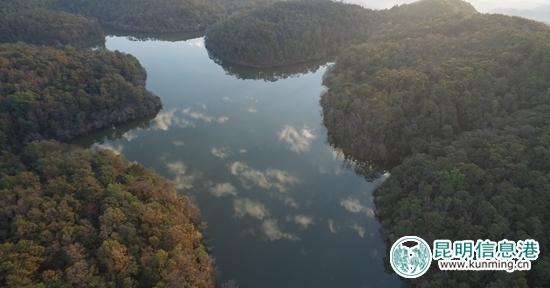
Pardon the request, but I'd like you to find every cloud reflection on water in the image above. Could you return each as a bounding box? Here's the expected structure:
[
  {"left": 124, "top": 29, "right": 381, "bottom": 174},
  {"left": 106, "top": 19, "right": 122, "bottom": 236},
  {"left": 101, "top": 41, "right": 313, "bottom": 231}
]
[
  {"left": 182, "top": 108, "right": 215, "bottom": 122},
  {"left": 278, "top": 125, "right": 316, "bottom": 153},
  {"left": 284, "top": 197, "right": 299, "bottom": 209},
  {"left": 328, "top": 219, "right": 339, "bottom": 234},
  {"left": 153, "top": 108, "right": 195, "bottom": 130},
  {"left": 290, "top": 215, "right": 315, "bottom": 229},
  {"left": 229, "top": 162, "right": 299, "bottom": 192},
  {"left": 152, "top": 108, "right": 228, "bottom": 130},
  {"left": 166, "top": 160, "right": 197, "bottom": 190},
  {"left": 349, "top": 222, "right": 366, "bottom": 238},
  {"left": 211, "top": 147, "right": 232, "bottom": 159},
  {"left": 122, "top": 130, "right": 138, "bottom": 141},
  {"left": 188, "top": 38, "right": 204, "bottom": 47},
  {"left": 340, "top": 198, "right": 375, "bottom": 218},
  {"left": 209, "top": 182, "right": 237, "bottom": 197},
  {"left": 234, "top": 198, "right": 269, "bottom": 220},
  {"left": 261, "top": 219, "right": 299, "bottom": 241}
]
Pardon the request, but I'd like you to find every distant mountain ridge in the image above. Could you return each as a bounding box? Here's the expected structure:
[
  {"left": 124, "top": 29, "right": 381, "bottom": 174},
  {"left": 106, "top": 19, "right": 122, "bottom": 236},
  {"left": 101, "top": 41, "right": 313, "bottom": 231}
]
[{"left": 489, "top": 5, "right": 550, "bottom": 25}]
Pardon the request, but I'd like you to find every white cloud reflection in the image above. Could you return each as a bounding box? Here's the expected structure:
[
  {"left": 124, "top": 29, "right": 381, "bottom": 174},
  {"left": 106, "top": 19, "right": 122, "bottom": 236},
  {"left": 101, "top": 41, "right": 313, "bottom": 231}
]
[
  {"left": 261, "top": 219, "right": 299, "bottom": 241},
  {"left": 152, "top": 108, "right": 228, "bottom": 130},
  {"left": 291, "top": 215, "right": 315, "bottom": 229},
  {"left": 340, "top": 198, "right": 375, "bottom": 218},
  {"left": 349, "top": 222, "right": 366, "bottom": 238},
  {"left": 122, "top": 131, "right": 138, "bottom": 141},
  {"left": 234, "top": 198, "right": 269, "bottom": 220},
  {"left": 166, "top": 160, "right": 197, "bottom": 190},
  {"left": 284, "top": 197, "right": 299, "bottom": 209},
  {"left": 153, "top": 108, "right": 195, "bottom": 130},
  {"left": 182, "top": 108, "right": 214, "bottom": 122},
  {"left": 278, "top": 125, "right": 316, "bottom": 153},
  {"left": 211, "top": 147, "right": 232, "bottom": 159},
  {"left": 188, "top": 38, "right": 204, "bottom": 47},
  {"left": 229, "top": 162, "right": 299, "bottom": 192},
  {"left": 328, "top": 219, "right": 339, "bottom": 234},
  {"left": 330, "top": 146, "right": 346, "bottom": 161},
  {"left": 173, "top": 140, "right": 185, "bottom": 147},
  {"left": 209, "top": 182, "right": 237, "bottom": 197}
]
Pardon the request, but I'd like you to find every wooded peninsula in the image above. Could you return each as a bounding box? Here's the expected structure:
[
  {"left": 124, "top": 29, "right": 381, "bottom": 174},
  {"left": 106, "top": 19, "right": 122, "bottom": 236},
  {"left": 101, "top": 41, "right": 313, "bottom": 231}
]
[
  {"left": 320, "top": 0, "right": 550, "bottom": 286},
  {"left": 205, "top": 0, "right": 378, "bottom": 67}
]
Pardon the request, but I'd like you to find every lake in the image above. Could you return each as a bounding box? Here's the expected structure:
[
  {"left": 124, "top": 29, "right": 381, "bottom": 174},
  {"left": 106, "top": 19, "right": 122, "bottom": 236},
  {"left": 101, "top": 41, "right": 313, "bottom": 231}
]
[{"left": 74, "top": 33, "right": 401, "bottom": 288}]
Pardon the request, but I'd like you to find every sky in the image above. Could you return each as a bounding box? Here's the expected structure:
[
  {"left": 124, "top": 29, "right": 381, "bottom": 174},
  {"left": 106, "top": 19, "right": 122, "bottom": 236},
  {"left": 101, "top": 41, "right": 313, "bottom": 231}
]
[{"left": 345, "top": 0, "right": 549, "bottom": 12}]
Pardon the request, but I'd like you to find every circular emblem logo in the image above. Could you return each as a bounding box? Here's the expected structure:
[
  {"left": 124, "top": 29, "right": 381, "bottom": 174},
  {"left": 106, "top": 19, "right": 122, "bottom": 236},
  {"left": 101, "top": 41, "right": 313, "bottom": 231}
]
[{"left": 390, "top": 236, "right": 432, "bottom": 278}]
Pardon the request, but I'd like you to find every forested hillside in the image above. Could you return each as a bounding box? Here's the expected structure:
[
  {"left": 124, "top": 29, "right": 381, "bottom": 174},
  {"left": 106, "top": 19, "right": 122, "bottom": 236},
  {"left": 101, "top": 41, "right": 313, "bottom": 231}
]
[
  {"left": 0, "top": 0, "right": 104, "bottom": 48},
  {"left": 0, "top": 43, "right": 162, "bottom": 152},
  {"left": 0, "top": 9, "right": 104, "bottom": 49},
  {"left": 0, "top": 1, "right": 219, "bottom": 287},
  {"left": 55, "top": 0, "right": 279, "bottom": 33},
  {"left": 205, "top": 0, "right": 378, "bottom": 67},
  {"left": 0, "top": 141, "right": 215, "bottom": 287},
  {"left": 321, "top": 10, "right": 550, "bottom": 161},
  {"left": 387, "top": 0, "right": 477, "bottom": 19},
  {"left": 320, "top": 1, "right": 550, "bottom": 286}
]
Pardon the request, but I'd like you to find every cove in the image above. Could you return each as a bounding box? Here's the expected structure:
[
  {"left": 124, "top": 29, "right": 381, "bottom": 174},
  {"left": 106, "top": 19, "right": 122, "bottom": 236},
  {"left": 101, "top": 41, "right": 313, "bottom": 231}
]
[{"left": 73, "top": 34, "right": 401, "bottom": 288}]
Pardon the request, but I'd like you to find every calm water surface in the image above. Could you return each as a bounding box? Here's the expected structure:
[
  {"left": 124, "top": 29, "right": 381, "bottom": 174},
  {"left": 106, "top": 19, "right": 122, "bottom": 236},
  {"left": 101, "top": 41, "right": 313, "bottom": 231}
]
[{"left": 74, "top": 35, "right": 401, "bottom": 288}]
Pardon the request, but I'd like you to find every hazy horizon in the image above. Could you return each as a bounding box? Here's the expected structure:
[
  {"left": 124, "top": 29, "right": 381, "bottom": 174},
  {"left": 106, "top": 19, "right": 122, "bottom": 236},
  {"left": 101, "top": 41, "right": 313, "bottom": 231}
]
[{"left": 345, "top": 0, "right": 549, "bottom": 13}]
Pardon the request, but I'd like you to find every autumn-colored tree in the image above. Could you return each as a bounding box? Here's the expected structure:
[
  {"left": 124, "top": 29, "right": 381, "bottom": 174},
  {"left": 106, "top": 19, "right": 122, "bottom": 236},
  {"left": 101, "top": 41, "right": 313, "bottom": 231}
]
[{"left": 0, "top": 141, "right": 215, "bottom": 287}]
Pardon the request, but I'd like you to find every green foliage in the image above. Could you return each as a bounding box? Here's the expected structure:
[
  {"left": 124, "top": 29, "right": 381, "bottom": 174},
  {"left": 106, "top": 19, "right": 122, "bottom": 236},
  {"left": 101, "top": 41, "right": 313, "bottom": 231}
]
[
  {"left": 0, "top": 1, "right": 104, "bottom": 48},
  {"left": 54, "top": 0, "right": 278, "bottom": 33},
  {"left": 320, "top": 1, "right": 550, "bottom": 286},
  {"left": 0, "top": 141, "right": 215, "bottom": 287},
  {"left": 321, "top": 11, "right": 550, "bottom": 161},
  {"left": 0, "top": 42, "right": 162, "bottom": 151},
  {"left": 374, "top": 120, "right": 550, "bottom": 286},
  {"left": 388, "top": 0, "right": 477, "bottom": 19},
  {"left": 205, "top": 0, "right": 379, "bottom": 67}
]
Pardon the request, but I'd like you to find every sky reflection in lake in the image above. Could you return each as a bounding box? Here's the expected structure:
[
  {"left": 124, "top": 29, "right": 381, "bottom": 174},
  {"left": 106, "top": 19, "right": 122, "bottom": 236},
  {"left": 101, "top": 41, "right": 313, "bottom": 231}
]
[{"left": 74, "top": 36, "right": 401, "bottom": 288}]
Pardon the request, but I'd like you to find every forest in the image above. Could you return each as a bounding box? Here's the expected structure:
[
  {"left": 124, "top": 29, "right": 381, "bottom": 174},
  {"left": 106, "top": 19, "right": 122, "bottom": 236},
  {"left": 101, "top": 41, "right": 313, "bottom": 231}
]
[
  {"left": 0, "top": 141, "right": 215, "bottom": 287},
  {"left": 0, "top": 0, "right": 104, "bottom": 48},
  {"left": 0, "top": 0, "right": 225, "bottom": 286},
  {"left": 0, "top": 0, "right": 280, "bottom": 42},
  {"left": 54, "top": 0, "right": 280, "bottom": 33},
  {"left": 320, "top": 0, "right": 550, "bottom": 286},
  {"left": 0, "top": 43, "right": 162, "bottom": 152},
  {"left": 0, "top": 41, "right": 216, "bottom": 287},
  {"left": 205, "top": 0, "right": 379, "bottom": 67}
]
